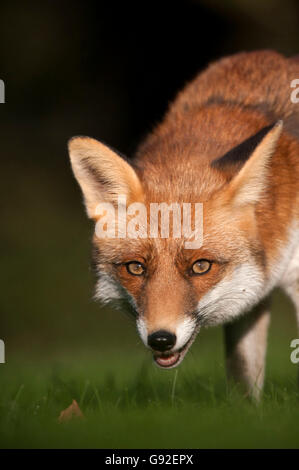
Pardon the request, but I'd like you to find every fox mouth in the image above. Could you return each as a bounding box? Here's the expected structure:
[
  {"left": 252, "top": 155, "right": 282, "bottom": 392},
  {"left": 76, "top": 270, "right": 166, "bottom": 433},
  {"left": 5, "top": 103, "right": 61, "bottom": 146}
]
[{"left": 153, "top": 331, "right": 197, "bottom": 369}]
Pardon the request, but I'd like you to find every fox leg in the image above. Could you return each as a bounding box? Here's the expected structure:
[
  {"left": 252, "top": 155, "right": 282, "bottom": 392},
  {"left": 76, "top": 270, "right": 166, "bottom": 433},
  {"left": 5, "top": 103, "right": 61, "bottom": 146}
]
[
  {"left": 284, "top": 283, "right": 299, "bottom": 327},
  {"left": 224, "top": 300, "right": 270, "bottom": 401},
  {"left": 282, "top": 270, "right": 299, "bottom": 384}
]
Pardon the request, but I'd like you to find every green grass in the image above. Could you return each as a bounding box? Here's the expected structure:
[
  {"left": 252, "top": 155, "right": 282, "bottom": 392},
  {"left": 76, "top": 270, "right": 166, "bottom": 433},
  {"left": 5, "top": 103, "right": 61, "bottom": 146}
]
[
  {"left": 1, "top": 331, "right": 299, "bottom": 449},
  {"left": 1, "top": 158, "right": 299, "bottom": 448}
]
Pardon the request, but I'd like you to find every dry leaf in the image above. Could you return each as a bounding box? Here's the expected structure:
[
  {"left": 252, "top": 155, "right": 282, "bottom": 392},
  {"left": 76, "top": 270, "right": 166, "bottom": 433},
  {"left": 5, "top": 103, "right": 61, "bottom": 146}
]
[{"left": 58, "top": 399, "right": 84, "bottom": 422}]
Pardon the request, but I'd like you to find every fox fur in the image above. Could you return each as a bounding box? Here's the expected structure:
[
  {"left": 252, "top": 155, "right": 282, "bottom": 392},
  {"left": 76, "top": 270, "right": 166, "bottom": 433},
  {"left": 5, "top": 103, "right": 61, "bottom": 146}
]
[{"left": 68, "top": 51, "right": 299, "bottom": 399}]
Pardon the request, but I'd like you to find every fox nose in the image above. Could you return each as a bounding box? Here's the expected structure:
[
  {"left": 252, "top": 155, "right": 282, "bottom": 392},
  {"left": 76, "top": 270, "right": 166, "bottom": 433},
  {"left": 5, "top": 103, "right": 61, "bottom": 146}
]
[{"left": 147, "top": 330, "right": 176, "bottom": 352}]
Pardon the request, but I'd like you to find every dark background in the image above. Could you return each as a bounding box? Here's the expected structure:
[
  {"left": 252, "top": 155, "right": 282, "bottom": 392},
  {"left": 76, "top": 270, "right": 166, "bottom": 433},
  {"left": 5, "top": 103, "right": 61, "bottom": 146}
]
[{"left": 1, "top": 0, "right": 298, "bottom": 359}]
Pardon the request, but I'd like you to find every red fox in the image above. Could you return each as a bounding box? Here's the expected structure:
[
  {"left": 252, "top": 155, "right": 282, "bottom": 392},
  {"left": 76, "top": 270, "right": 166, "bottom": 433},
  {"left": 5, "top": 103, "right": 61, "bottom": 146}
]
[{"left": 68, "top": 51, "right": 299, "bottom": 399}]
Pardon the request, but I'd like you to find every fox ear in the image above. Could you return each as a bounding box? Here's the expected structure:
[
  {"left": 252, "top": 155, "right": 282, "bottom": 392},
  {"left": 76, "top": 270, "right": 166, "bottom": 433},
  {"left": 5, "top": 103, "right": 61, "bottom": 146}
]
[
  {"left": 68, "top": 136, "right": 143, "bottom": 219},
  {"left": 213, "top": 121, "right": 283, "bottom": 207}
]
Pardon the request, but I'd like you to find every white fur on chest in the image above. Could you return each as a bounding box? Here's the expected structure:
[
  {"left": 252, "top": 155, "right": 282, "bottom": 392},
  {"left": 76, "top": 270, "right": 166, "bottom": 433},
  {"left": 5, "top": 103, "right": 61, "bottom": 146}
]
[
  {"left": 279, "top": 240, "right": 299, "bottom": 289},
  {"left": 272, "top": 225, "right": 299, "bottom": 290}
]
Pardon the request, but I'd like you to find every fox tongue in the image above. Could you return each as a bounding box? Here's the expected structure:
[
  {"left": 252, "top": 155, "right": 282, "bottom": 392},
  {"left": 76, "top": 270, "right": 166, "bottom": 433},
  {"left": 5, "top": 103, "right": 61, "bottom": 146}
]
[{"left": 155, "top": 352, "right": 179, "bottom": 367}]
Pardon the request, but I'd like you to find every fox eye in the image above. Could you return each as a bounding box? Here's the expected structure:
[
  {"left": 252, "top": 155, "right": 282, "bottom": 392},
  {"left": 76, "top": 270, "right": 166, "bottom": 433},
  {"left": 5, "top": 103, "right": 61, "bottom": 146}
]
[
  {"left": 191, "top": 259, "right": 211, "bottom": 275},
  {"left": 126, "top": 261, "right": 145, "bottom": 276}
]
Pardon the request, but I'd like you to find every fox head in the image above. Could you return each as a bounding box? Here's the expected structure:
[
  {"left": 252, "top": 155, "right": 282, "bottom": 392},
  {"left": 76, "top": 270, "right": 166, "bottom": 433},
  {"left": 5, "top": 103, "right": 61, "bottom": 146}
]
[{"left": 68, "top": 121, "right": 282, "bottom": 368}]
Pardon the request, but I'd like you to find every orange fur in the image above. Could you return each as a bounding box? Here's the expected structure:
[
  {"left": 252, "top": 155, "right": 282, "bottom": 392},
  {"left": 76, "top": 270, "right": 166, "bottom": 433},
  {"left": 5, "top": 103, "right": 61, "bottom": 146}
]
[{"left": 69, "top": 50, "right": 299, "bottom": 394}]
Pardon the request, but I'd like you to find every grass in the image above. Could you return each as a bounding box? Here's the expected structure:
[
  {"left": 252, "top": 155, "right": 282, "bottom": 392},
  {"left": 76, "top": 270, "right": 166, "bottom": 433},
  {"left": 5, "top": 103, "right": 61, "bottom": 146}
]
[
  {"left": 0, "top": 326, "right": 299, "bottom": 449},
  {"left": 1, "top": 157, "right": 299, "bottom": 448}
]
